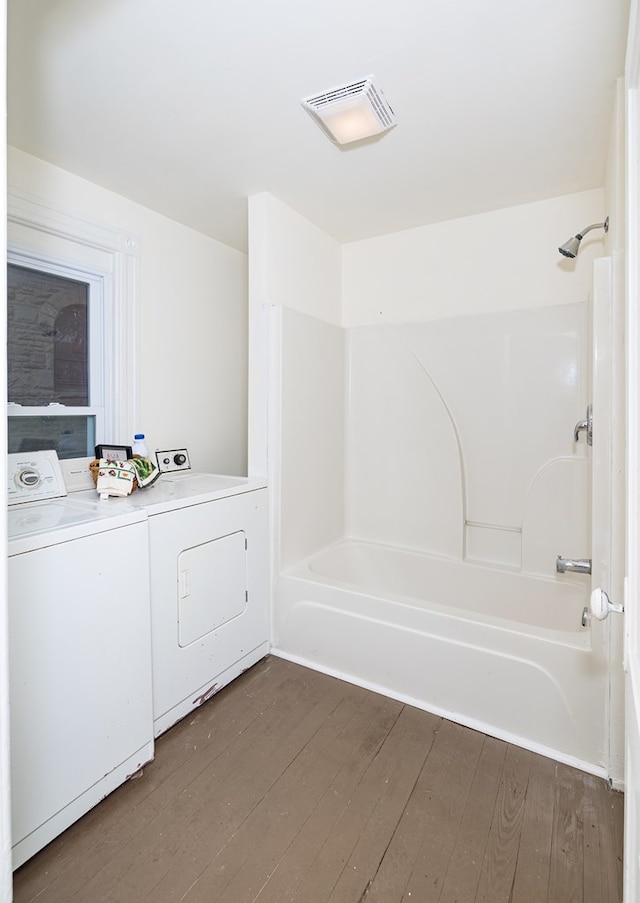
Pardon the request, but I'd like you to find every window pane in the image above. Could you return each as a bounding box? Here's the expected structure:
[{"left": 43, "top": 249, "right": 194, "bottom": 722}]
[
  {"left": 7, "top": 264, "right": 89, "bottom": 406},
  {"left": 8, "top": 415, "right": 95, "bottom": 460}
]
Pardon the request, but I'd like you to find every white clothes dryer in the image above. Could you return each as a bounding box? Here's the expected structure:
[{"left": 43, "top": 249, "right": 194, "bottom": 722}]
[{"left": 85, "top": 472, "right": 269, "bottom": 737}]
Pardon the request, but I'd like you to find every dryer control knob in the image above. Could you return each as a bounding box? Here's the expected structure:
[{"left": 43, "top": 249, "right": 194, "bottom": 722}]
[{"left": 174, "top": 453, "right": 187, "bottom": 466}]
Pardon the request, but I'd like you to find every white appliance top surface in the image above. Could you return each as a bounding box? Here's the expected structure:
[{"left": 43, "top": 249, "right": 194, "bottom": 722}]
[
  {"left": 8, "top": 473, "right": 267, "bottom": 554},
  {"left": 8, "top": 495, "right": 146, "bottom": 556},
  {"left": 76, "top": 472, "right": 267, "bottom": 516},
  {"left": 7, "top": 450, "right": 67, "bottom": 505}
]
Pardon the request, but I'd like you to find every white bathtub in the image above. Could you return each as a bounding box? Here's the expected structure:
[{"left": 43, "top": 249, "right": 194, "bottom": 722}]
[{"left": 274, "top": 539, "right": 609, "bottom": 774}]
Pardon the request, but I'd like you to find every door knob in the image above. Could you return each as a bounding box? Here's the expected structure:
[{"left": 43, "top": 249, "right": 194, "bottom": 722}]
[
  {"left": 574, "top": 404, "right": 593, "bottom": 445},
  {"left": 590, "top": 588, "right": 624, "bottom": 621}
]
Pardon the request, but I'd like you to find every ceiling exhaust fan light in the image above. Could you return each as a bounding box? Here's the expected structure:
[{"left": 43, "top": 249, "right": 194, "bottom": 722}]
[{"left": 302, "top": 76, "right": 396, "bottom": 145}]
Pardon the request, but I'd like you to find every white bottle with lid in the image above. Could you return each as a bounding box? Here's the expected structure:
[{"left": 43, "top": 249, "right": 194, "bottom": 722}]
[{"left": 132, "top": 433, "right": 149, "bottom": 457}]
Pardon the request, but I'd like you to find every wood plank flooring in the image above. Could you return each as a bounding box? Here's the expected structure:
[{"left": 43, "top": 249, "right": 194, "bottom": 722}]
[{"left": 13, "top": 656, "right": 623, "bottom": 903}]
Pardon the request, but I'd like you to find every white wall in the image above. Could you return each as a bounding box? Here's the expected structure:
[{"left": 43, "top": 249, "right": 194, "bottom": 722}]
[
  {"left": 248, "top": 193, "right": 345, "bottom": 570},
  {"left": 342, "top": 188, "right": 606, "bottom": 326},
  {"left": 8, "top": 147, "right": 248, "bottom": 476},
  {"left": 249, "top": 193, "right": 342, "bottom": 324}
]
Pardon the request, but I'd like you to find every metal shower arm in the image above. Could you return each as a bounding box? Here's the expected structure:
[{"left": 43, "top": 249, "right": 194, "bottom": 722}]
[{"left": 575, "top": 217, "right": 609, "bottom": 239}]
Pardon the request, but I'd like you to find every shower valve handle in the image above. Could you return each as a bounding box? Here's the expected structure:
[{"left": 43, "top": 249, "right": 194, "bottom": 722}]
[
  {"left": 574, "top": 404, "right": 593, "bottom": 445},
  {"left": 590, "top": 588, "right": 624, "bottom": 621}
]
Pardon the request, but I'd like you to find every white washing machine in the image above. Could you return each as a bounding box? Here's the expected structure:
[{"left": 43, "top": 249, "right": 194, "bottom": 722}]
[
  {"left": 84, "top": 471, "right": 270, "bottom": 737},
  {"left": 8, "top": 453, "right": 154, "bottom": 869}
]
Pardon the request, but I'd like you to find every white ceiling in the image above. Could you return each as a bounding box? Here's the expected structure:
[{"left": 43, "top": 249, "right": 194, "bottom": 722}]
[{"left": 7, "top": 0, "right": 631, "bottom": 253}]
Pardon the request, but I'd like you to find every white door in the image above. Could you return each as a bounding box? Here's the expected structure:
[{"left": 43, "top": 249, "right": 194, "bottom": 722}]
[{"left": 625, "top": 7, "right": 640, "bottom": 898}]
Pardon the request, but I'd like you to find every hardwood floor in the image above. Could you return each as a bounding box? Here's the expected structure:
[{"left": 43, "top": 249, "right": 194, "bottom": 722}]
[{"left": 13, "top": 656, "right": 623, "bottom": 903}]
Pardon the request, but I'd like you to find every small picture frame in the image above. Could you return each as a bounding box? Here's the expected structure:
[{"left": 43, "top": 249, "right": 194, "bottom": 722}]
[{"left": 95, "top": 444, "right": 133, "bottom": 462}]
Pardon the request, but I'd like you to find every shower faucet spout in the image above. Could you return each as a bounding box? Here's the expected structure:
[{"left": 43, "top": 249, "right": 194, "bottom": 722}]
[
  {"left": 574, "top": 418, "right": 588, "bottom": 442},
  {"left": 556, "top": 555, "right": 592, "bottom": 575},
  {"left": 574, "top": 404, "right": 593, "bottom": 445}
]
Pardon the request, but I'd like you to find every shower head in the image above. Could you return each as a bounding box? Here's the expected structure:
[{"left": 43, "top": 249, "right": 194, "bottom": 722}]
[
  {"left": 558, "top": 235, "right": 582, "bottom": 258},
  {"left": 558, "top": 216, "right": 609, "bottom": 258}
]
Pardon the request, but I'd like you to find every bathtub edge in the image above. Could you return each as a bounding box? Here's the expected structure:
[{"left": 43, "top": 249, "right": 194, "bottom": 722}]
[{"left": 270, "top": 646, "right": 610, "bottom": 782}]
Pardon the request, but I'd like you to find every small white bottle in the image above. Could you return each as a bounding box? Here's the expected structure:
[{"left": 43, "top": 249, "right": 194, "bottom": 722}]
[{"left": 132, "top": 433, "right": 149, "bottom": 457}]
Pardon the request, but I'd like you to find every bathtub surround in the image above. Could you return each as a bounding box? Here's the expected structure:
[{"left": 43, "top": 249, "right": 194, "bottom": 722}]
[
  {"left": 250, "top": 190, "right": 619, "bottom": 778},
  {"left": 277, "top": 311, "right": 346, "bottom": 567},
  {"left": 346, "top": 304, "right": 591, "bottom": 570},
  {"left": 272, "top": 304, "right": 606, "bottom": 772}
]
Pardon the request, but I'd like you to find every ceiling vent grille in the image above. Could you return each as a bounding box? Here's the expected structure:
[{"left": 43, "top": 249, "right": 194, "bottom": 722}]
[{"left": 302, "top": 76, "right": 396, "bottom": 145}]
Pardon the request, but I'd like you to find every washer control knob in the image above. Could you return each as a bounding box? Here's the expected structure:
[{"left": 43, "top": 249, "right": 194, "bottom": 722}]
[
  {"left": 174, "top": 453, "right": 187, "bottom": 466},
  {"left": 16, "top": 468, "right": 41, "bottom": 488}
]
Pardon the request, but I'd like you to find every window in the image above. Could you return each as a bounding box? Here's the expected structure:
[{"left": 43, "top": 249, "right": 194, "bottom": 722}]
[
  {"left": 7, "top": 261, "right": 104, "bottom": 459},
  {"left": 7, "top": 189, "right": 140, "bottom": 469}
]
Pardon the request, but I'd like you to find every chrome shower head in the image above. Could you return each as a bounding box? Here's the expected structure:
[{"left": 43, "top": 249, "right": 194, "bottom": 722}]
[
  {"left": 558, "top": 216, "right": 609, "bottom": 258},
  {"left": 558, "top": 235, "right": 582, "bottom": 258}
]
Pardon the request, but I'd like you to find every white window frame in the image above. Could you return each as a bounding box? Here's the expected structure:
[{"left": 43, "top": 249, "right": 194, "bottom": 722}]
[
  {"left": 7, "top": 188, "right": 141, "bottom": 488},
  {"left": 7, "top": 255, "right": 106, "bottom": 441}
]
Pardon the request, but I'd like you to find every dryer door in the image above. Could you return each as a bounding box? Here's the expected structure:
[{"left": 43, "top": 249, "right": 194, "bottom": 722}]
[{"left": 178, "top": 530, "right": 247, "bottom": 647}]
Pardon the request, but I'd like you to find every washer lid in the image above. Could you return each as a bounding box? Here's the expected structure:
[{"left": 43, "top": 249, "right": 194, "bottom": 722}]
[
  {"left": 7, "top": 450, "right": 67, "bottom": 505},
  {"left": 8, "top": 498, "right": 107, "bottom": 539}
]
